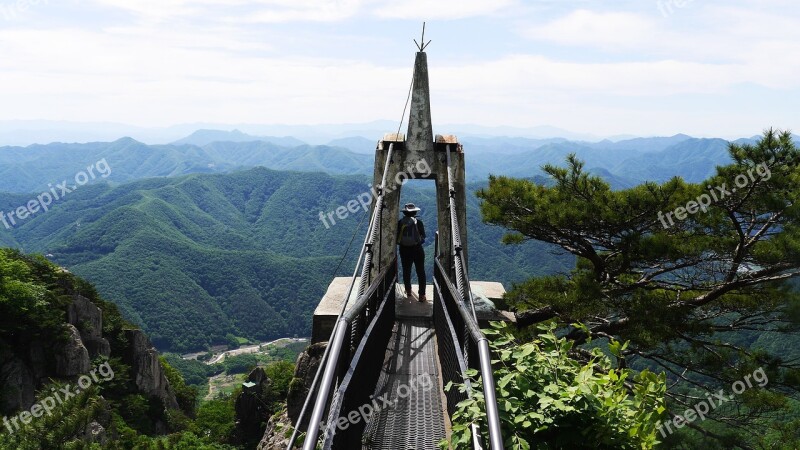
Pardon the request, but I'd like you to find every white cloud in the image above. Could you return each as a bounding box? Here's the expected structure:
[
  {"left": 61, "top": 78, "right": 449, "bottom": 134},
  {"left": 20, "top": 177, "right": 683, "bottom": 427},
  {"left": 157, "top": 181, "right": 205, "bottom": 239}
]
[
  {"left": 372, "top": 0, "right": 516, "bottom": 20},
  {"left": 226, "top": 0, "right": 363, "bottom": 23},
  {"left": 89, "top": 0, "right": 199, "bottom": 21},
  {"left": 522, "top": 9, "right": 658, "bottom": 50},
  {"left": 90, "top": 0, "right": 364, "bottom": 23},
  {"left": 432, "top": 55, "right": 755, "bottom": 99},
  {"left": 1, "top": 1, "right": 798, "bottom": 138}
]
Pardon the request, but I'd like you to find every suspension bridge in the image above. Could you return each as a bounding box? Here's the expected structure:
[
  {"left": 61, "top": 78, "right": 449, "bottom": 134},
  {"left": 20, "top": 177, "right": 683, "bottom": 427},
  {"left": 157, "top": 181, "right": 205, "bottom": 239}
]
[{"left": 287, "top": 46, "right": 510, "bottom": 450}]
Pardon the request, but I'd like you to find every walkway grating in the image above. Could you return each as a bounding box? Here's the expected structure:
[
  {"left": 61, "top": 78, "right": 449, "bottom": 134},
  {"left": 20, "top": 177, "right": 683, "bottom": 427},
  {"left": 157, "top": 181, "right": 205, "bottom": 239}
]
[{"left": 361, "top": 317, "right": 447, "bottom": 450}]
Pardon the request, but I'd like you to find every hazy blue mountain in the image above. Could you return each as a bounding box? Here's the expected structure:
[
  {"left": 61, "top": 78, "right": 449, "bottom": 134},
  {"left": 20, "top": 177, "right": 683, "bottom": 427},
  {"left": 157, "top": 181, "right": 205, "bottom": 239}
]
[
  {"left": 202, "top": 141, "right": 373, "bottom": 175},
  {"left": 585, "top": 134, "right": 693, "bottom": 153},
  {"left": 733, "top": 133, "right": 800, "bottom": 146},
  {"left": 585, "top": 168, "right": 642, "bottom": 190},
  {"left": 172, "top": 129, "right": 307, "bottom": 147},
  {"left": 460, "top": 136, "right": 569, "bottom": 155},
  {"left": 466, "top": 136, "right": 737, "bottom": 184},
  {"left": 467, "top": 140, "right": 635, "bottom": 180},
  {"left": 610, "top": 138, "right": 732, "bottom": 183},
  {"left": 0, "top": 133, "right": 752, "bottom": 196},
  {"left": 326, "top": 136, "right": 379, "bottom": 154},
  {"left": 451, "top": 124, "right": 599, "bottom": 141},
  {"left": 461, "top": 134, "right": 692, "bottom": 157}
]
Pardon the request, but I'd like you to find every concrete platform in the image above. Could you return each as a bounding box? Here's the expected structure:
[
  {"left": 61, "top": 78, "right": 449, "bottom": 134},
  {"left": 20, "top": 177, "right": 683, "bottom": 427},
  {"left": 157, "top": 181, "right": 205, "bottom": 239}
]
[
  {"left": 312, "top": 278, "right": 514, "bottom": 343},
  {"left": 469, "top": 281, "right": 517, "bottom": 325},
  {"left": 312, "top": 277, "right": 361, "bottom": 343}
]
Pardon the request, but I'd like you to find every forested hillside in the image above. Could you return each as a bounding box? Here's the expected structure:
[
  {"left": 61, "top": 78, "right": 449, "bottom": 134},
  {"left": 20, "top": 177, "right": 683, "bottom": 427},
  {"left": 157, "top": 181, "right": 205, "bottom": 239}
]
[{"left": 1, "top": 167, "right": 571, "bottom": 352}]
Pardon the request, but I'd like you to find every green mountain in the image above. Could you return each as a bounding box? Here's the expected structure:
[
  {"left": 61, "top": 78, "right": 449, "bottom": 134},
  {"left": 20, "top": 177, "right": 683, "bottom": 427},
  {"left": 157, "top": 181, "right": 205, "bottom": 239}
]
[
  {"left": 2, "top": 168, "right": 570, "bottom": 352},
  {"left": 0, "top": 138, "right": 229, "bottom": 193}
]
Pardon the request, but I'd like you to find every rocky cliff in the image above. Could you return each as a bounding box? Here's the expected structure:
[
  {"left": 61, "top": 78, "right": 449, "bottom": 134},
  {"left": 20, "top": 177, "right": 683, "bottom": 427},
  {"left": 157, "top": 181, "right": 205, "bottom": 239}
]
[
  {"left": 0, "top": 293, "right": 178, "bottom": 416},
  {"left": 123, "top": 329, "right": 180, "bottom": 411},
  {"left": 257, "top": 342, "right": 326, "bottom": 450}
]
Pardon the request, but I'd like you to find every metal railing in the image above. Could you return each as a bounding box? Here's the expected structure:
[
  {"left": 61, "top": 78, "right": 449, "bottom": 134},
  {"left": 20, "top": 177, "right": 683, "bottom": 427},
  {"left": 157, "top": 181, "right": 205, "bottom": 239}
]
[
  {"left": 431, "top": 144, "right": 504, "bottom": 449},
  {"left": 288, "top": 144, "right": 397, "bottom": 450},
  {"left": 323, "top": 258, "right": 397, "bottom": 449},
  {"left": 289, "top": 257, "right": 397, "bottom": 450}
]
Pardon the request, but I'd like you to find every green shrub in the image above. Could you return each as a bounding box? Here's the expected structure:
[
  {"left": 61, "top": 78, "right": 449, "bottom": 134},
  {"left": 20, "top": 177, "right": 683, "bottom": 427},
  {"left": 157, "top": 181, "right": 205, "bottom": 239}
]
[{"left": 444, "top": 322, "right": 667, "bottom": 449}]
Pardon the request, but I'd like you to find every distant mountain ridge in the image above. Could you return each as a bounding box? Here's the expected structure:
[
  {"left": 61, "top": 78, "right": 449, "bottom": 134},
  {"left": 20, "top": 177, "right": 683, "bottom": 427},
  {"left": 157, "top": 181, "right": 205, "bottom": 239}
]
[
  {"left": 171, "top": 129, "right": 306, "bottom": 147},
  {"left": 0, "top": 132, "right": 776, "bottom": 194}
]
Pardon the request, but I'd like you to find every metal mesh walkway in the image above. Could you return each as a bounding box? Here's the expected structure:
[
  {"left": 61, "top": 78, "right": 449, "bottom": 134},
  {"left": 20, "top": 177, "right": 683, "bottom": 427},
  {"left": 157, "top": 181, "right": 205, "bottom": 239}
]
[{"left": 362, "top": 318, "right": 447, "bottom": 449}]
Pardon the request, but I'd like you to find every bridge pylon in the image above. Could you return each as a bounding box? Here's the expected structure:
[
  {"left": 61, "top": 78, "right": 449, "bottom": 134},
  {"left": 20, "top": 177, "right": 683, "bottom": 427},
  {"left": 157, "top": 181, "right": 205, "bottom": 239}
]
[{"left": 370, "top": 50, "right": 468, "bottom": 283}]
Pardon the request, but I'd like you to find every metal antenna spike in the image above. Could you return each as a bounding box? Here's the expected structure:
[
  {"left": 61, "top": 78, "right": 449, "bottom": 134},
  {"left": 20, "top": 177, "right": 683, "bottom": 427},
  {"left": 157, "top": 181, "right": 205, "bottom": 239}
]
[{"left": 415, "top": 22, "right": 428, "bottom": 52}]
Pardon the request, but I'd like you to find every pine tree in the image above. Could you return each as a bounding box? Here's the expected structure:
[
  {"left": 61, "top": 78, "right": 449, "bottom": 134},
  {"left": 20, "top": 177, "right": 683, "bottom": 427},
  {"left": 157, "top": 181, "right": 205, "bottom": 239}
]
[{"left": 477, "top": 129, "right": 800, "bottom": 447}]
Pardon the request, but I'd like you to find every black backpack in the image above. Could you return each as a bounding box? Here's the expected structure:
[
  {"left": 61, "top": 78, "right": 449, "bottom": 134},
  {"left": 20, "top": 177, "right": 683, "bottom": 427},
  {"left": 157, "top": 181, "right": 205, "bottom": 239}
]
[{"left": 399, "top": 216, "right": 422, "bottom": 246}]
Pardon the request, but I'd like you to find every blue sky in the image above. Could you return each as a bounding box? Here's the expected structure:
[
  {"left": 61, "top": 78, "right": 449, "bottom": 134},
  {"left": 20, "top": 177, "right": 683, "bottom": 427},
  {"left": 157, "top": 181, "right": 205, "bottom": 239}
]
[{"left": 0, "top": 0, "right": 798, "bottom": 138}]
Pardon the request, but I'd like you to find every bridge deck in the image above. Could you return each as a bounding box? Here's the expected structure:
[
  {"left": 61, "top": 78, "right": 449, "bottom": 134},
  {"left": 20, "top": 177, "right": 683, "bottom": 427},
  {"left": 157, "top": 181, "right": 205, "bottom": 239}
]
[{"left": 361, "top": 286, "right": 448, "bottom": 449}]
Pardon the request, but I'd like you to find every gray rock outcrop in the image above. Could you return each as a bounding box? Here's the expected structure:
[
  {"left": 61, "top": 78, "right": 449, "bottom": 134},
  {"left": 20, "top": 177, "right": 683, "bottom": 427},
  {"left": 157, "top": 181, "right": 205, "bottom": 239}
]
[
  {"left": 0, "top": 343, "right": 36, "bottom": 414},
  {"left": 257, "top": 410, "right": 292, "bottom": 450},
  {"left": 123, "top": 329, "right": 179, "bottom": 410},
  {"left": 68, "top": 294, "right": 111, "bottom": 358},
  {"left": 258, "top": 341, "right": 326, "bottom": 449},
  {"left": 55, "top": 324, "right": 92, "bottom": 377},
  {"left": 287, "top": 341, "right": 326, "bottom": 426},
  {"left": 235, "top": 367, "right": 271, "bottom": 443}
]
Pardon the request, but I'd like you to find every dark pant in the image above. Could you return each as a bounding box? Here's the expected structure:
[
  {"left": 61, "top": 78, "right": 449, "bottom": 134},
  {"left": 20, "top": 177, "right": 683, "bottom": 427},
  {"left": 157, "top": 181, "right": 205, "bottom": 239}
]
[{"left": 399, "top": 245, "right": 426, "bottom": 296}]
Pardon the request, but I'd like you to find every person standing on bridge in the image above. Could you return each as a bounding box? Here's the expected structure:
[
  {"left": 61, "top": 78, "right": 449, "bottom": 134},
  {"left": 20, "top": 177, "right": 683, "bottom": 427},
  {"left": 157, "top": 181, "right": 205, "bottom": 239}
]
[{"left": 398, "top": 203, "right": 427, "bottom": 302}]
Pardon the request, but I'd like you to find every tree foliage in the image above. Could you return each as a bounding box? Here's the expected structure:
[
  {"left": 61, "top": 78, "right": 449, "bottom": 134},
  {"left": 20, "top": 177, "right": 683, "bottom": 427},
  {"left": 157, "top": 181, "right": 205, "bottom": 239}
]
[{"left": 477, "top": 129, "right": 800, "bottom": 447}]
